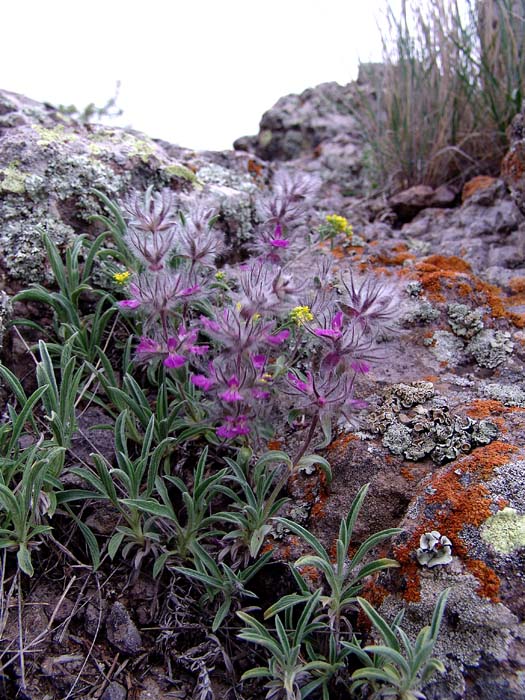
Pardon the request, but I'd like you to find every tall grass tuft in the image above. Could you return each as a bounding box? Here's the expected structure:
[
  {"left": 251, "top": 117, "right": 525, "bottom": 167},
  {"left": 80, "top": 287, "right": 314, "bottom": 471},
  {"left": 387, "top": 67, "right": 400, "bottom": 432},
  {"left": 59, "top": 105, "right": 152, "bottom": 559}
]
[{"left": 356, "top": 0, "right": 525, "bottom": 191}]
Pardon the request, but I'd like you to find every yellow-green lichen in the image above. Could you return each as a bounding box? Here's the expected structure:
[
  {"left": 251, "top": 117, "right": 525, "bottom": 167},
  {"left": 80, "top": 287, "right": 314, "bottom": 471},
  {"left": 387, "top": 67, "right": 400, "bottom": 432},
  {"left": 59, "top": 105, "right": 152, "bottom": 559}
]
[
  {"left": 163, "top": 163, "right": 198, "bottom": 183},
  {"left": 33, "top": 124, "right": 78, "bottom": 146},
  {"left": 123, "top": 135, "right": 158, "bottom": 163},
  {"left": 481, "top": 507, "right": 525, "bottom": 554},
  {"left": 0, "top": 161, "right": 27, "bottom": 193}
]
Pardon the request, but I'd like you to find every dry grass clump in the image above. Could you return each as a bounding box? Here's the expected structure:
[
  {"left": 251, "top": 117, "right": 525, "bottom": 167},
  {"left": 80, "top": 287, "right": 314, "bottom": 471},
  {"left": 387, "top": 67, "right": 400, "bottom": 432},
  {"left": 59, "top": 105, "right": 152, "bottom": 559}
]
[{"left": 356, "top": 0, "right": 525, "bottom": 192}]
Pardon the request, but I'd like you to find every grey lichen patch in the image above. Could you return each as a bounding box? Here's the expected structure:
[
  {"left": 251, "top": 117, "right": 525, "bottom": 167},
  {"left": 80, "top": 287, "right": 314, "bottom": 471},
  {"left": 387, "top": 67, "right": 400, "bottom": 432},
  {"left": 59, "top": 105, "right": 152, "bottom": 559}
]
[
  {"left": 416, "top": 531, "right": 453, "bottom": 567},
  {"left": 44, "top": 154, "right": 124, "bottom": 218},
  {"left": 0, "top": 213, "right": 75, "bottom": 282},
  {"left": 405, "top": 280, "right": 423, "bottom": 297},
  {"left": 197, "top": 164, "right": 258, "bottom": 243},
  {"left": 403, "top": 299, "right": 440, "bottom": 324},
  {"left": 481, "top": 507, "right": 525, "bottom": 554},
  {"left": 368, "top": 382, "right": 498, "bottom": 464},
  {"left": 466, "top": 329, "right": 514, "bottom": 368},
  {"left": 482, "top": 382, "right": 525, "bottom": 408},
  {"left": 425, "top": 330, "right": 465, "bottom": 367},
  {"left": 447, "top": 303, "right": 484, "bottom": 339},
  {"left": 380, "top": 574, "right": 520, "bottom": 699},
  {"left": 0, "top": 291, "right": 13, "bottom": 351},
  {"left": 488, "top": 461, "right": 525, "bottom": 511}
]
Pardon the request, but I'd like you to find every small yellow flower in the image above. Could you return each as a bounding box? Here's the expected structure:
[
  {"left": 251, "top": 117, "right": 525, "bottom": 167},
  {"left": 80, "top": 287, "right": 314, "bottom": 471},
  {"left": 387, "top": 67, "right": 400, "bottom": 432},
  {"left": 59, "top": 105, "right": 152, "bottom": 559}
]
[
  {"left": 290, "top": 305, "right": 314, "bottom": 325},
  {"left": 113, "top": 270, "right": 131, "bottom": 284},
  {"left": 326, "top": 214, "right": 353, "bottom": 237},
  {"left": 260, "top": 372, "right": 273, "bottom": 383},
  {"left": 215, "top": 271, "right": 225, "bottom": 281},
  {"left": 252, "top": 313, "right": 261, "bottom": 321},
  {"left": 236, "top": 301, "right": 243, "bottom": 312}
]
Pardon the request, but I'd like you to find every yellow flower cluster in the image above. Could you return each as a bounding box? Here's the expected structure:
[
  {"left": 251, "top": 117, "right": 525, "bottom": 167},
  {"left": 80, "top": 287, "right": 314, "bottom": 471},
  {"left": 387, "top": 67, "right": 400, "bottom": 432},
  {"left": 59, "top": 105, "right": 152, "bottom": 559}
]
[
  {"left": 326, "top": 214, "right": 353, "bottom": 237},
  {"left": 113, "top": 270, "right": 131, "bottom": 284},
  {"left": 289, "top": 305, "right": 314, "bottom": 325},
  {"left": 215, "top": 271, "right": 226, "bottom": 281}
]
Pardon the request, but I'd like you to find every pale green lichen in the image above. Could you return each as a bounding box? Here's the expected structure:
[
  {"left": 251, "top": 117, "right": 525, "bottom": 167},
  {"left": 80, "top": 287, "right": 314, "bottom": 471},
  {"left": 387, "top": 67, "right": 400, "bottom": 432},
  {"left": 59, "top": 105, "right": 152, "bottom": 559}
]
[
  {"left": 447, "top": 303, "right": 484, "bottom": 339},
  {"left": 466, "top": 329, "right": 514, "bottom": 369},
  {"left": 32, "top": 124, "right": 78, "bottom": 146},
  {"left": 482, "top": 382, "right": 525, "bottom": 408},
  {"left": 0, "top": 161, "right": 28, "bottom": 194},
  {"left": 481, "top": 507, "right": 525, "bottom": 554},
  {"left": 404, "top": 300, "right": 440, "bottom": 324},
  {"left": 163, "top": 163, "right": 198, "bottom": 183}
]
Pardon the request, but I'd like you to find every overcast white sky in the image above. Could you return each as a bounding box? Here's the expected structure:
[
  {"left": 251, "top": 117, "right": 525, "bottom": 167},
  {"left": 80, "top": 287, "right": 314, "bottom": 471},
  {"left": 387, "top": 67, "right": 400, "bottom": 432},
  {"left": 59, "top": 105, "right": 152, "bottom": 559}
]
[{"left": 1, "top": 0, "right": 397, "bottom": 151}]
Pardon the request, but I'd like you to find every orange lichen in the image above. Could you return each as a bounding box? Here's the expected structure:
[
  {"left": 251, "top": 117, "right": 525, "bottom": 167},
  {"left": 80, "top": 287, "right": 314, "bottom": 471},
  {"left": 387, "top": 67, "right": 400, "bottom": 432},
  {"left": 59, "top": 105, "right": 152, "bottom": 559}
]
[
  {"left": 400, "top": 467, "right": 416, "bottom": 481},
  {"left": 417, "top": 255, "right": 472, "bottom": 274},
  {"left": 393, "top": 442, "right": 517, "bottom": 602},
  {"left": 327, "top": 432, "right": 358, "bottom": 454},
  {"left": 297, "top": 565, "right": 322, "bottom": 586},
  {"left": 466, "top": 560, "right": 500, "bottom": 601},
  {"left": 509, "top": 277, "right": 525, "bottom": 295},
  {"left": 466, "top": 399, "right": 509, "bottom": 419},
  {"left": 268, "top": 439, "right": 282, "bottom": 451},
  {"left": 459, "top": 441, "right": 517, "bottom": 479},
  {"left": 461, "top": 175, "right": 497, "bottom": 202}
]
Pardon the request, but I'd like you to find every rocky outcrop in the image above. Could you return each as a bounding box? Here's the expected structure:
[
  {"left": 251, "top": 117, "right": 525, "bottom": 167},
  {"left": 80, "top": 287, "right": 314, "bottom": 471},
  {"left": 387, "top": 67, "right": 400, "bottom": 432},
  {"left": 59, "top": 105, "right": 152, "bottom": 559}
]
[
  {"left": 0, "top": 89, "right": 268, "bottom": 291},
  {"left": 1, "top": 81, "right": 525, "bottom": 700}
]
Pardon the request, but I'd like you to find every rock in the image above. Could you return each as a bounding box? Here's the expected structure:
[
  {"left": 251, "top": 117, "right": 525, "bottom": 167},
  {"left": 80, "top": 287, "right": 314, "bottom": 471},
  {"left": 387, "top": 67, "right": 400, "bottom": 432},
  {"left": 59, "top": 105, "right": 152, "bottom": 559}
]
[
  {"left": 0, "top": 89, "right": 265, "bottom": 289},
  {"left": 389, "top": 184, "right": 456, "bottom": 221},
  {"left": 234, "top": 81, "right": 368, "bottom": 201},
  {"left": 502, "top": 106, "right": 525, "bottom": 214},
  {"left": 106, "top": 602, "right": 143, "bottom": 655},
  {"left": 462, "top": 175, "right": 498, "bottom": 202},
  {"left": 101, "top": 681, "right": 128, "bottom": 700}
]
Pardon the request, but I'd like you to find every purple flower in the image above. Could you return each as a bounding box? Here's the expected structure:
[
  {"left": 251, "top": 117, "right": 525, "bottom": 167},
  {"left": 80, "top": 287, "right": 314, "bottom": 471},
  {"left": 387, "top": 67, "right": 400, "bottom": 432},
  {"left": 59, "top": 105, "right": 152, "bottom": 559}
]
[
  {"left": 340, "top": 272, "right": 401, "bottom": 333},
  {"left": 218, "top": 376, "right": 244, "bottom": 403},
  {"left": 216, "top": 415, "right": 251, "bottom": 439},
  {"left": 287, "top": 371, "right": 313, "bottom": 394},
  {"left": 314, "top": 311, "right": 343, "bottom": 339},
  {"left": 180, "top": 284, "right": 200, "bottom": 297},
  {"left": 270, "top": 238, "right": 290, "bottom": 248},
  {"left": 136, "top": 337, "right": 161, "bottom": 354},
  {"left": 266, "top": 329, "right": 290, "bottom": 346},
  {"left": 252, "top": 388, "right": 271, "bottom": 400},
  {"left": 351, "top": 360, "right": 370, "bottom": 373},
  {"left": 119, "top": 282, "right": 142, "bottom": 309},
  {"left": 251, "top": 354, "right": 267, "bottom": 371},
  {"left": 191, "top": 374, "right": 215, "bottom": 391},
  {"left": 164, "top": 353, "right": 186, "bottom": 368}
]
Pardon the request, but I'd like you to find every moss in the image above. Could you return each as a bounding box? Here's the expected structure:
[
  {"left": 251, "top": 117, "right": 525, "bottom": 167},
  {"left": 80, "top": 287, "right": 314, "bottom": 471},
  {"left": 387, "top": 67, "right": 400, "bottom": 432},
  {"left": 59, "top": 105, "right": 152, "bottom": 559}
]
[{"left": 481, "top": 507, "right": 525, "bottom": 554}]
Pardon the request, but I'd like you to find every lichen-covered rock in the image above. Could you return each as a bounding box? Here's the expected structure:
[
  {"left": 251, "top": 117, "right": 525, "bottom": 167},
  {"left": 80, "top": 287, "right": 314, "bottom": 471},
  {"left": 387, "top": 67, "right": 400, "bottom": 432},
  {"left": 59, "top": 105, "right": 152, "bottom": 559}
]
[
  {"left": 368, "top": 382, "right": 498, "bottom": 464},
  {"left": 466, "top": 329, "right": 514, "bottom": 368},
  {"left": 447, "top": 303, "right": 484, "bottom": 339},
  {"left": 0, "top": 89, "right": 264, "bottom": 287},
  {"left": 482, "top": 382, "right": 525, "bottom": 407}
]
